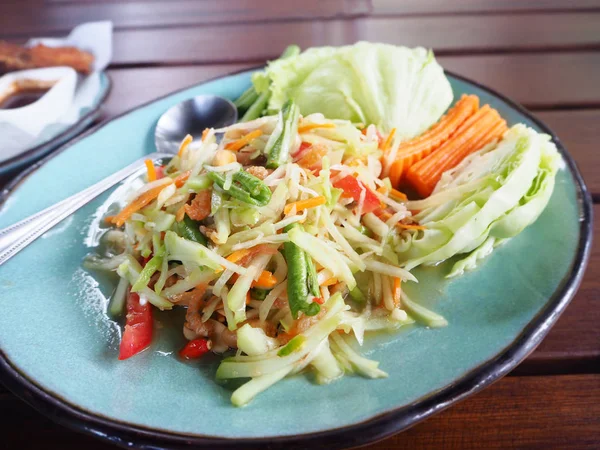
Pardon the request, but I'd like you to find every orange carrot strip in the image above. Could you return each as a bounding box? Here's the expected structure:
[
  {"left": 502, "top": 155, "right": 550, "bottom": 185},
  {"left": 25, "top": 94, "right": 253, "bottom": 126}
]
[
  {"left": 381, "top": 128, "right": 396, "bottom": 152},
  {"left": 225, "top": 129, "right": 263, "bottom": 151},
  {"left": 320, "top": 277, "right": 339, "bottom": 287},
  {"left": 409, "top": 105, "right": 493, "bottom": 177},
  {"left": 246, "top": 292, "right": 251, "bottom": 305},
  {"left": 111, "top": 184, "right": 170, "bottom": 227},
  {"left": 283, "top": 196, "right": 326, "bottom": 215},
  {"left": 406, "top": 106, "right": 505, "bottom": 197},
  {"left": 396, "top": 223, "right": 426, "bottom": 231},
  {"left": 201, "top": 128, "right": 210, "bottom": 141},
  {"left": 173, "top": 171, "right": 191, "bottom": 188},
  {"left": 227, "top": 248, "right": 253, "bottom": 263},
  {"left": 104, "top": 215, "right": 115, "bottom": 224},
  {"left": 177, "top": 134, "right": 193, "bottom": 157},
  {"left": 390, "top": 188, "right": 408, "bottom": 201},
  {"left": 297, "top": 122, "right": 335, "bottom": 134},
  {"left": 253, "top": 271, "right": 277, "bottom": 289},
  {"left": 392, "top": 277, "right": 401, "bottom": 306},
  {"left": 386, "top": 95, "right": 479, "bottom": 186},
  {"left": 145, "top": 159, "right": 157, "bottom": 182}
]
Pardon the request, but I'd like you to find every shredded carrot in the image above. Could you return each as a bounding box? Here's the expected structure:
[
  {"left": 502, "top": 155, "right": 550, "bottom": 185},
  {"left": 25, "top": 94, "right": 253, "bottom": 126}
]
[
  {"left": 392, "top": 277, "right": 401, "bottom": 306},
  {"left": 201, "top": 128, "right": 209, "bottom": 141},
  {"left": 228, "top": 270, "right": 278, "bottom": 289},
  {"left": 145, "top": 159, "right": 157, "bottom": 182},
  {"left": 376, "top": 186, "right": 389, "bottom": 195},
  {"left": 313, "top": 297, "right": 325, "bottom": 305},
  {"left": 396, "top": 223, "right": 427, "bottom": 231},
  {"left": 227, "top": 248, "right": 253, "bottom": 264},
  {"left": 253, "top": 271, "right": 277, "bottom": 289},
  {"left": 225, "top": 129, "right": 263, "bottom": 151},
  {"left": 386, "top": 95, "right": 480, "bottom": 186},
  {"left": 390, "top": 188, "right": 408, "bottom": 201},
  {"left": 111, "top": 184, "right": 170, "bottom": 227},
  {"left": 104, "top": 215, "right": 115, "bottom": 224},
  {"left": 177, "top": 134, "right": 193, "bottom": 158},
  {"left": 284, "top": 196, "right": 326, "bottom": 215},
  {"left": 321, "top": 277, "right": 339, "bottom": 287},
  {"left": 382, "top": 128, "right": 396, "bottom": 152},
  {"left": 406, "top": 104, "right": 507, "bottom": 197},
  {"left": 175, "top": 204, "right": 186, "bottom": 222},
  {"left": 297, "top": 122, "right": 335, "bottom": 134},
  {"left": 246, "top": 292, "right": 251, "bottom": 305},
  {"left": 173, "top": 171, "right": 191, "bottom": 188}
]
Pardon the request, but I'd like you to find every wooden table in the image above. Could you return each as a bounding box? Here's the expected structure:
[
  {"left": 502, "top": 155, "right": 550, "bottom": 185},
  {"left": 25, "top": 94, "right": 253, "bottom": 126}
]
[{"left": 1, "top": 1, "right": 599, "bottom": 448}]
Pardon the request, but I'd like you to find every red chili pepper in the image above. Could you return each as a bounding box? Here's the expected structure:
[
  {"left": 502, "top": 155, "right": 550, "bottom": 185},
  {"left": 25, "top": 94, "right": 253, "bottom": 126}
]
[
  {"left": 179, "top": 338, "right": 212, "bottom": 360},
  {"left": 313, "top": 297, "right": 325, "bottom": 305},
  {"left": 155, "top": 165, "right": 165, "bottom": 180},
  {"left": 332, "top": 175, "right": 380, "bottom": 214},
  {"left": 118, "top": 293, "right": 153, "bottom": 360}
]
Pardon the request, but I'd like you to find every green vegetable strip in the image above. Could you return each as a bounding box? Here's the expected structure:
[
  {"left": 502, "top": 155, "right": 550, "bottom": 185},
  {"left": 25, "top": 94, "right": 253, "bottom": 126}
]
[
  {"left": 177, "top": 214, "right": 208, "bottom": 246},
  {"left": 349, "top": 286, "right": 366, "bottom": 303},
  {"left": 266, "top": 100, "right": 300, "bottom": 169},
  {"left": 240, "top": 91, "right": 271, "bottom": 122},
  {"left": 131, "top": 244, "right": 165, "bottom": 293},
  {"left": 208, "top": 171, "right": 272, "bottom": 206},
  {"left": 283, "top": 224, "right": 320, "bottom": 319},
  {"left": 251, "top": 288, "right": 270, "bottom": 300},
  {"left": 306, "top": 254, "right": 320, "bottom": 297},
  {"left": 234, "top": 87, "right": 259, "bottom": 110},
  {"left": 230, "top": 366, "right": 293, "bottom": 407},
  {"left": 108, "top": 276, "right": 129, "bottom": 318},
  {"left": 236, "top": 44, "right": 300, "bottom": 123},
  {"left": 279, "top": 44, "right": 301, "bottom": 59},
  {"left": 277, "top": 335, "right": 306, "bottom": 357}
]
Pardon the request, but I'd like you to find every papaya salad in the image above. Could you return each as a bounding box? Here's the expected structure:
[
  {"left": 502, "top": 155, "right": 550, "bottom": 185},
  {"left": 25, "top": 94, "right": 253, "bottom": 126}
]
[{"left": 86, "top": 42, "right": 563, "bottom": 406}]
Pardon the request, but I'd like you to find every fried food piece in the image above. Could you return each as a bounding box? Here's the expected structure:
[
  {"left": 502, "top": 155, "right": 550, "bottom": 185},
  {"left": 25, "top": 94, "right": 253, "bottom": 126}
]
[{"left": 0, "top": 41, "right": 94, "bottom": 75}]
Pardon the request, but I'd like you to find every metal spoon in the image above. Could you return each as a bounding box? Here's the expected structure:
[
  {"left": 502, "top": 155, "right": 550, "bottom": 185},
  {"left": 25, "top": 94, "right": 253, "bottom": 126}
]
[{"left": 0, "top": 94, "right": 238, "bottom": 266}]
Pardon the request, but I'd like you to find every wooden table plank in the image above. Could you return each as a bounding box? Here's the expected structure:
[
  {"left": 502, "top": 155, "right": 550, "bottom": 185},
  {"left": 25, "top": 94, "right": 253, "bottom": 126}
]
[
  {"left": 100, "top": 53, "right": 600, "bottom": 118},
  {"left": 96, "top": 14, "right": 600, "bottom": 66},
  {"left": 371, "top": 0, "right": 600, "bottom": 15},
  {"left": 514, "top": 206, "right": 599, "bottom": 375},
  {"left": 438, "top": 53, "right": 600, "bottom": 109},
  {"left": 536, "top": 110, "right": 600, "bottom": 197},
  {"left": 0, "top": 0, "right": 370, "bottom": 36},
  {"left": 3, "top": 14, "right": 599, "bottom": 56},
  {"left": 2, "top": 375, "right": 598, "bottom": 449}
]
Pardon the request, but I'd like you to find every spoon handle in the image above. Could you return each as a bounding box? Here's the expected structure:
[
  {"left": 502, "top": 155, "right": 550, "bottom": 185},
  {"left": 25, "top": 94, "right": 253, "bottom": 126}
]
[{"left": 0, "top": 152, "right": 171, "bottom": 267}]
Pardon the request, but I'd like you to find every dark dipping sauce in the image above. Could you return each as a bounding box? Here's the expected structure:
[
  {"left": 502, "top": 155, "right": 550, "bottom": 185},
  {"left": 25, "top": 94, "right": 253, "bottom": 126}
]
[
  {"left": 0, "top": 79, "right": 55, "bottom": 110},
  {"left": 0, "top": 87, "right": 49, "bottom": 109}
]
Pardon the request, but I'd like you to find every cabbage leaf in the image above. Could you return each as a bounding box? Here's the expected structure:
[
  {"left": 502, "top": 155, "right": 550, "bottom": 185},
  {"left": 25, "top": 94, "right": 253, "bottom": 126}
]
[{"left": 253, "top": 42, "right": 453, "bottom": 140}]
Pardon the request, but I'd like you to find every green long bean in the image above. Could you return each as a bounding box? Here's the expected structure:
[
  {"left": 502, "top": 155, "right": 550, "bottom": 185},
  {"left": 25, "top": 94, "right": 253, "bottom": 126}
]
[
  {"left": 178, "top": 215, "right": 208, "bottom": 246},
  {"left": 266, "top": 100, "right": 299, "bottom": 169},
  {"left": 208, "top": 170, "right": 272, "bottom": 206},
  {"left": 283, "top": 224, "right": 320, "bottom": 319}
]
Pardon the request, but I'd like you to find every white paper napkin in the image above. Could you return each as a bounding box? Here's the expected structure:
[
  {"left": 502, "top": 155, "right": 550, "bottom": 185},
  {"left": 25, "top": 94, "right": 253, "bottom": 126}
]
[{"left": 0, "top": 21, "right": 113, "bottom": 163}]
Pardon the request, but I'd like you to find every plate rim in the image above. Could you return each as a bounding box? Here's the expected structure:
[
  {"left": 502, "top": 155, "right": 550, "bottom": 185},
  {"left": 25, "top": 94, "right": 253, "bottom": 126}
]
[
  {"left": 0, "top": 68, "right": 593, "bottom": 450},
  {"left": 0, "top": 72, "right": 112, "bottom": 175}
]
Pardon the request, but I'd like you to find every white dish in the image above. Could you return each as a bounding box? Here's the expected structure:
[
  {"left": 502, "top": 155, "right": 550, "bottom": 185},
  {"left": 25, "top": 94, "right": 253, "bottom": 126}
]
[{"left": 0, "top": 67, "right": 77, "bottom": 136}]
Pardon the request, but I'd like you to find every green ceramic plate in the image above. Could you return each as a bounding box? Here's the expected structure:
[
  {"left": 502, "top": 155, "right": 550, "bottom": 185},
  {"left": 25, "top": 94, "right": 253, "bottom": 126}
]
[{"left": 0, "top": 69, "right": 592, "bottom": 450}]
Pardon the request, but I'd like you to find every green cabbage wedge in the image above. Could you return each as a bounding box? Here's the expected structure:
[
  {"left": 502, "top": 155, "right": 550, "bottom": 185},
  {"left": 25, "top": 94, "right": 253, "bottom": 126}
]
[{"left": 398, "top": 124, "right": 563, "bottom": 275}]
